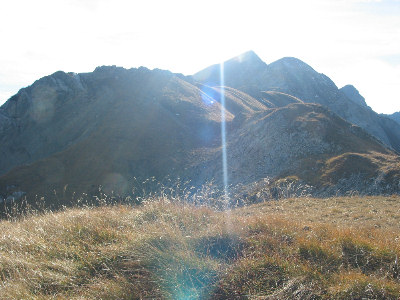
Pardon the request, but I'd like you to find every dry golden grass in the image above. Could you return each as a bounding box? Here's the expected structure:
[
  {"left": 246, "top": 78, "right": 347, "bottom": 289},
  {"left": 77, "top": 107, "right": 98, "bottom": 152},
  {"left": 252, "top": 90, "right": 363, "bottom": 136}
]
[
  {"left": 1, "top": 195, "right": 400, "bottom": 299},
  {"left": 236, "top": 195, "right": 400, "bottom": 231}
]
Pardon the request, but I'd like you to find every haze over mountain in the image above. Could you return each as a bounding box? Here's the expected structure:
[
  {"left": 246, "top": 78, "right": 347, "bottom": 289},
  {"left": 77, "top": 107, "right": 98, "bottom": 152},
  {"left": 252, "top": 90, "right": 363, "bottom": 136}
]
[{"left": 1, "top": 51, "right": 400, "bottom": 206}]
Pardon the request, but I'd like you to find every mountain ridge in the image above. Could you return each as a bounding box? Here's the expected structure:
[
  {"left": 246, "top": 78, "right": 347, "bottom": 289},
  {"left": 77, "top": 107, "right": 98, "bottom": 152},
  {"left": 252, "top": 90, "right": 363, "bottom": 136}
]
[
  {"left": 1, "top": 52, "right": 400, "bottom": 206},
  {"left": 195, "top": 51, "right": 400, "bottom": 152}
]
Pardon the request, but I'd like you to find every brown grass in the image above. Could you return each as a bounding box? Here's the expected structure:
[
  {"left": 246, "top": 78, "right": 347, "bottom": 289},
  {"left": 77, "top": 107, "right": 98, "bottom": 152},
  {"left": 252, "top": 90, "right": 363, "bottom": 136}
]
[
  {"left": 236, "top": 195, "right": 400, "bottom": 231},
  {"left": 1, "top": 195, "right": 400, "bottom": 299}
]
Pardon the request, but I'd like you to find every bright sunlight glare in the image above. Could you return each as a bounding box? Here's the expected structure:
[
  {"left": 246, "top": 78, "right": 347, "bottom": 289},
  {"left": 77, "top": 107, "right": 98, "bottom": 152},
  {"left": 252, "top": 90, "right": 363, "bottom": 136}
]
[
  {"left": 0, "top": 0, "right": 399, "bottom": 113},
  {"left": 219, "top": 63, "right": 229, "bottom": 210}
]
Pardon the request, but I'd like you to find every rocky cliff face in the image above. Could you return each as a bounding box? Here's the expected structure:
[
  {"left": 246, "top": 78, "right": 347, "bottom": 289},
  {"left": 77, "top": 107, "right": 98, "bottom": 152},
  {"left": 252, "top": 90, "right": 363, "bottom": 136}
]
[{"left": 1, "top": 53, "right": 400, "bottom": 206}]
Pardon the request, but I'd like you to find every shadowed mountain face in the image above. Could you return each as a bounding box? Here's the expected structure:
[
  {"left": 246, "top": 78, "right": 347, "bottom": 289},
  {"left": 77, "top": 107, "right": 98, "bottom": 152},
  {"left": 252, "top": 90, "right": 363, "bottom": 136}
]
[
  {"left": 0, "top": 67, "right": 237, "bottom": 200},
  {"left": 1, "top": 53, "right": 400, "bottom": 205}
]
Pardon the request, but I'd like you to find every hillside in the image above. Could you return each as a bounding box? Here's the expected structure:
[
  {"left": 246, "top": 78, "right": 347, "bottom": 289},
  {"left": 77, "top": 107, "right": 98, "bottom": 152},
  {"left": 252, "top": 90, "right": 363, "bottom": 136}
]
[
  {"left": 190, "top": 102, "right": 400, "bottom": 195},
  {"left": 1, "top": 195, "right": 400, "bottom": 299}
]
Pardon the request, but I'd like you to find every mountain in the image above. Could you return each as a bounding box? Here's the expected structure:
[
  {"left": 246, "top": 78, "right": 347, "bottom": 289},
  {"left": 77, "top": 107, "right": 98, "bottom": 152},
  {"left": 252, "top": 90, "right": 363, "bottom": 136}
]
[
  {"left": 1, "top": 53, "right": 400, "bottom": 206},
  {"left": 0, "top": 67, "right": 232, "bottom": 201},
  {"left": 194, "top": 52, "right": 400, "bottom": 152}
]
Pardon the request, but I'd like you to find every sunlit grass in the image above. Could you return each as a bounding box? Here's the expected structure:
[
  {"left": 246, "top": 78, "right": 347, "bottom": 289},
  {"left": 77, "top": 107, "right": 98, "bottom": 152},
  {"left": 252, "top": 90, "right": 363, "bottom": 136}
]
[{"left": 1, "top": 194, "right": 400, "bottom": 299}]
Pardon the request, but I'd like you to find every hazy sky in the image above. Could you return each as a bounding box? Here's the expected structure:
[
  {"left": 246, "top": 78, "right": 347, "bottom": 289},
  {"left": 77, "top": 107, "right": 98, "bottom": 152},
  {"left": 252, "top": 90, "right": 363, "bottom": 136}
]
[{"left": 1, "top": 0, "right": 399, "bottom": 113}]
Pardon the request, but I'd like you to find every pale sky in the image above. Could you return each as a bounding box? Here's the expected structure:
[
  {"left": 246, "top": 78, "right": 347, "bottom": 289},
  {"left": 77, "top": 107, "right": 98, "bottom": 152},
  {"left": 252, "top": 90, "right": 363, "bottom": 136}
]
[{"left": 0, "top": 0, "right": 399, "bottom": 114}]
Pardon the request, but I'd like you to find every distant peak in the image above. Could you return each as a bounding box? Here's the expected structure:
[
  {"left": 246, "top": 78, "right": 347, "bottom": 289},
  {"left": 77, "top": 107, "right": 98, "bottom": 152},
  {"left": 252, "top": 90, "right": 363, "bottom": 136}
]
[
  {"left": 192, "top": 50, "right": 267, "bottom": 82},
  {"left": 271, "top": 57, "right": 314, "bottom": 71},
  {"left": 279, "top": 57, "right": 304, "bottom": 63},
  {"left": 341, "top": 84, "right": 358, "bottom": 93},
  {"left": 239, "top": 50, "right": 261, "bottom": 60},
  {"left": 228, "top": 50, "right": 265, "bottom": 65},
  {"left": 340, "top": 84, "right": 368, "bottom": 108}
]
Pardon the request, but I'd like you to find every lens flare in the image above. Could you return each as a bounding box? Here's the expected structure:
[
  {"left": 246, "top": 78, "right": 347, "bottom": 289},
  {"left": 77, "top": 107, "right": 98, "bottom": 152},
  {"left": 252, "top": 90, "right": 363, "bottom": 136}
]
[
  {"left": 200, "top": 87, "right": 216, "bottom": 106},
  {"left": 219, "top": 62, "right": 229, "bottom": 210}
]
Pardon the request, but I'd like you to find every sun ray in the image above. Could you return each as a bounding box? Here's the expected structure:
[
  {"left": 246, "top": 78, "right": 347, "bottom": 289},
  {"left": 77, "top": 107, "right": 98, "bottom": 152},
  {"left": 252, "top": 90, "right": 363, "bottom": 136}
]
[{"left": 219, "top": 62, "right": 229, "bottom": 210}]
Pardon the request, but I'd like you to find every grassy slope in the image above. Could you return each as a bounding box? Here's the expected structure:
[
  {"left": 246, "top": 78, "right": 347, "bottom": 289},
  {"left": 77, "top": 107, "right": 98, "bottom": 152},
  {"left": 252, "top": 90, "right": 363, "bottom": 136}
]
[{"left": 1, "top": 196, "right": 400, "bottom": 299}]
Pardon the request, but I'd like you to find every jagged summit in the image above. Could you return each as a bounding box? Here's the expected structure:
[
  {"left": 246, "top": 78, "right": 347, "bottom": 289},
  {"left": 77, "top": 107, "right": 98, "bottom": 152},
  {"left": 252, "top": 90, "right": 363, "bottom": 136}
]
[
  {"left": 192, "top": 50, "right": 267, "bottom": 87},
  {"left": 340, "top": 84, "right": 368, "bottom": 108},
  {"left": 269, "top": 56, "right": 316, "bottom": 72},
  {"left": 226, "top": 50, "right": 266, "bottom": 65}
]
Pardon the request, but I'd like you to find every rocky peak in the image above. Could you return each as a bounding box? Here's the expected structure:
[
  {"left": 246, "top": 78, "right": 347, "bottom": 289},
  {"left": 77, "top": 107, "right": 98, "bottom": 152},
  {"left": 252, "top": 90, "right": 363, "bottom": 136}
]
[
  {"left": 226, "top": 50, "right": 266, "bottom": 67},
  {"left": 0, "top": 70, "right": 88, "bottom": 120},
  {"left": 269, "top": 57, "right": 316, "bottom": 73},
  {"left": 340, "top": 85, "right": 368, "bottom": 108},
  {"left": 193, "top": 51, "right": 267, "bottom": 87},
  {"left": 263, "top": 57, "right": 339, "bottom": 104}
]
